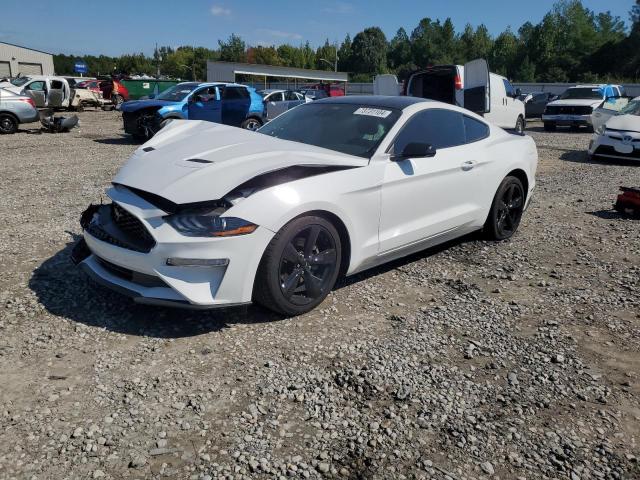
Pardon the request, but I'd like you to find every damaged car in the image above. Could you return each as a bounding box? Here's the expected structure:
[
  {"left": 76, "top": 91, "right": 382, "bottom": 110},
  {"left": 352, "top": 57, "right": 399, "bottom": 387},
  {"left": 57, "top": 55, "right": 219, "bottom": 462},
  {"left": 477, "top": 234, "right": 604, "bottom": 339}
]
[
  {"left": 73, "top": 96, "right": 538, "bottom": 316},
  {"left": 588, "top": 96, "right": 640, "bottom": 162},
  {"left": 119, "top": 81, "right": 264, "bottom": 140}
]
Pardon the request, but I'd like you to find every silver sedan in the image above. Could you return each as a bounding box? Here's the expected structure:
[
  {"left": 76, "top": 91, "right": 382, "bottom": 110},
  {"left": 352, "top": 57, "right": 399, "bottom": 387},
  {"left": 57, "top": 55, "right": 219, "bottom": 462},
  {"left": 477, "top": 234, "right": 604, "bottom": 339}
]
[{"left": 0, "top": 88, "right": 40, "bottom": 134}]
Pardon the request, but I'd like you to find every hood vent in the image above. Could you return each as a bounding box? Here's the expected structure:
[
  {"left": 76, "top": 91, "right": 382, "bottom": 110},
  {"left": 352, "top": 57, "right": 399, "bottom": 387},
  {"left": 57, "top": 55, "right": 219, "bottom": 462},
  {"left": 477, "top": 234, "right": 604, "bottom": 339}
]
[{"left": 186, "top": 158, "right": 213, "bottom": 164}]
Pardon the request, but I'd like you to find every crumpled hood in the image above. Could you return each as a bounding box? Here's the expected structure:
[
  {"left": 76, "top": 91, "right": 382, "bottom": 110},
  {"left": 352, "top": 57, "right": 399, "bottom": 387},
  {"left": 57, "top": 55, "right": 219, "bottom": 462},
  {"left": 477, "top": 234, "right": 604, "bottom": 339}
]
[
  {"left": 119, "top": 99, "right": 179, "bottom": 112},
  {"left": 547, "top": 98, "right": 603, "bottom": 108},
  {"left": 0, "top": 85, "right": 22, "bottom": 95},
  {"left": 605, "top": 114, "right": 640, "bottom": 133},
  {"left": 113, "top": 120, "right": 366, "bottom": 205}
]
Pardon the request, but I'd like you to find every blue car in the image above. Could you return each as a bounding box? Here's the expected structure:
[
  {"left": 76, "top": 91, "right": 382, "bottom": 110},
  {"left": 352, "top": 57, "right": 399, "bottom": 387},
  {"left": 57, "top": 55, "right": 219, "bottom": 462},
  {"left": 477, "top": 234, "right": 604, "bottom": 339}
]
[{"left": 120, "top": 82, "right": 265, "bottom": 139}]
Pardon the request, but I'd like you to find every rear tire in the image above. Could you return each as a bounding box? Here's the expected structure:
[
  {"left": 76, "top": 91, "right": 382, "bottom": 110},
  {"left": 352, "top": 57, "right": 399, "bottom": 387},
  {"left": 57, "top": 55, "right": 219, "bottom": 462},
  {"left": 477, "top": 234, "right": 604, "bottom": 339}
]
[
  {"left": 484, "top": 176, "right": 525, "bottom": 241},
  {"left": 515, "top": 116, "right": 525, "bottom": 134},
  {"left": 112, "top": 94, "right": 124, "bottom": 106},
  {"left": 253, "top": 216, "right": 341, "bottom": 316},
  {"left": 544, "top": 122, "right": 556, "bottom": 132},
  {"left": 0, "top": 113, "right": 18, "bottom": 134},
  {"left": 241, "top": 117, "right": 262, "bottom": 131}
]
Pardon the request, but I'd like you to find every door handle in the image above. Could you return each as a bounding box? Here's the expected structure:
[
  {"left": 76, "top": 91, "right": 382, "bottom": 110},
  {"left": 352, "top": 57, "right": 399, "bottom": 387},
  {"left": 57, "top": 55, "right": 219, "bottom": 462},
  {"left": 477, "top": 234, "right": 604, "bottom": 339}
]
[{"left": 461, "top": 160, "right": 476, "bottom": 171}]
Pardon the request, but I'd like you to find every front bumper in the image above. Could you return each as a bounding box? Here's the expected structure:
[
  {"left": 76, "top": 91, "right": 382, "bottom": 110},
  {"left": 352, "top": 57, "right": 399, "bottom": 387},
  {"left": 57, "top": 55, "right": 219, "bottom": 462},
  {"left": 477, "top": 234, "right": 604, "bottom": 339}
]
[
  {"left": 588, "top": 133, "right": 640, "bottom": 162},
  {"left": 77, "top": 187, "right": 274, "bottom": 309},
  {"left": 542, "top": 114, "right": 591, "bottom": 125}
]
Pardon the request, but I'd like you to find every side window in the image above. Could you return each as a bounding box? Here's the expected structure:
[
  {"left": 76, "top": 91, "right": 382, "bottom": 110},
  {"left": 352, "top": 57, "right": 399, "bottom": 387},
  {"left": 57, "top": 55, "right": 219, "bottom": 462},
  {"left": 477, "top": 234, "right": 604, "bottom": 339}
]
[
  {"left": 25, "top": 81, "right": 45, "bottom": 91},
  {"left": 50, "top": 80, "right": 64, "bottom": 89},
  {"left": 269, "top": 92, "right": 285, "bottom": 102},
  {"left": 533, "top": 93, "right": 547, "bottom": 103},
  {"left": 392, "top": 109, "right": 465, "bottom": 154},
  {"left": 194, "top": 87, "right": 217, "bottom": 102},
  {"left": 463, "top": 116, "right": 489, "bottom": 143},
  {"left": 223, "top": 86, "right": 249, "bottom": 100},
  {"left": 619, "top": 86, "right": 626, "bottom": 97},
  {"left": 503, "top": 79, "right": 515, "bottom": 97},
  {"left": 285, "top": 91, "right": 300, "bottom": 101}
]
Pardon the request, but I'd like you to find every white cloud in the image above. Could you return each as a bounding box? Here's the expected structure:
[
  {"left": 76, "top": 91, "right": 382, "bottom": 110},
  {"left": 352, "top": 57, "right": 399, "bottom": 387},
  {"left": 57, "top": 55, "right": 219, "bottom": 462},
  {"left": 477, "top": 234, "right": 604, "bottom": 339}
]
[
  {"left": 210, "top": 5, "right": 231, "bottom": 16},
  {"left": 322, "top": 2, "right": 353, "bottom": 14},
  {"left": 257, "top": 29, "right": 303, "bottom": 40}
]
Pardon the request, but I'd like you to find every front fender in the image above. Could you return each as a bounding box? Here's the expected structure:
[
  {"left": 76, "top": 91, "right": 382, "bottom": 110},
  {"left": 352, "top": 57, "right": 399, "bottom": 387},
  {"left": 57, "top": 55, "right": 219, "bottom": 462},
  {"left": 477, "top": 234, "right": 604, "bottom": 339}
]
[{"left": 157, "top": 104, "right": 187, "bottom": 119}]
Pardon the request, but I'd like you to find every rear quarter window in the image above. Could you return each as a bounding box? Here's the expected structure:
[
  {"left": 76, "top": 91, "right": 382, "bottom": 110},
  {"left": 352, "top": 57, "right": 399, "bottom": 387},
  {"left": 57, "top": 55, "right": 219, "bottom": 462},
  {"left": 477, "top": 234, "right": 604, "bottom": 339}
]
[{"left": 463, "top": 116, "right": 489, "bottom": 143}]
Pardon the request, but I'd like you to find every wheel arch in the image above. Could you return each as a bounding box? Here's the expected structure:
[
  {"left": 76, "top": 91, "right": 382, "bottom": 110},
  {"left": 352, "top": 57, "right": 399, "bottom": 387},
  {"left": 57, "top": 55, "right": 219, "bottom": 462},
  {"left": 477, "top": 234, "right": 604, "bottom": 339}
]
[
  {"left": 506, "top": 168, "right": 529, "bottom": 200},
  {"left": 0, "top": 110, "right": 20, "bottom": 123},
  {"left": 300, "top": 209, "right": 351, "bottom": 278}
]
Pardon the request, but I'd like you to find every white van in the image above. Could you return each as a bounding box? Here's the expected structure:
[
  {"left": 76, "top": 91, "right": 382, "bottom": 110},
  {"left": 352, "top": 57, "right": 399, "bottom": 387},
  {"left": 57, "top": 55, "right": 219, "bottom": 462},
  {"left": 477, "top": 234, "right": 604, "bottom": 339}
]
[{"left": 375, "top": 59, "right": 526, "bottom": 133}]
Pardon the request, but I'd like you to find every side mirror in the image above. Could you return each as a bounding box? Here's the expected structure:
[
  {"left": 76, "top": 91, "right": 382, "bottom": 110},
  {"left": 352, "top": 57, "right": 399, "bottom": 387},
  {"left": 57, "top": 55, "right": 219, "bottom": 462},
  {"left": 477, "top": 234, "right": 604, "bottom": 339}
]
[{"left": 392, "top": 142, "right": 436, "bottom": 161}]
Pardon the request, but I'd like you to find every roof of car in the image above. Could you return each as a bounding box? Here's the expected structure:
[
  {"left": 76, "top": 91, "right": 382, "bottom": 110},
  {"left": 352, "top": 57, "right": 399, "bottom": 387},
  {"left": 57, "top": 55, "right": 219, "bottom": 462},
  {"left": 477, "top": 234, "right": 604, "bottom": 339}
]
[{"left": 315, "top": 95, "right": 431, "bottom": 109}]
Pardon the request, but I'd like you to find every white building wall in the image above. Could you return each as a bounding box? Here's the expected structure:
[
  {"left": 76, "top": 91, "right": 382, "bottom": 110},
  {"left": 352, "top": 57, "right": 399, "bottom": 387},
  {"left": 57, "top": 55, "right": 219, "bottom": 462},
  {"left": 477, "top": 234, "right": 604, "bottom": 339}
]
[{"left": 0, "top": 42, "right": 55, "bottom": 77}]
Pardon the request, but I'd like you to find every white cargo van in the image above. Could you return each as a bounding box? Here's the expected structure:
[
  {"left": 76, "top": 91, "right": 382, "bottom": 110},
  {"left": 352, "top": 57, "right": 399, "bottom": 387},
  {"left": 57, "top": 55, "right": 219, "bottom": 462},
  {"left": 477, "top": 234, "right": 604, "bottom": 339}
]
[{"left": 375, "top": 59, "right": 526, "bottom": 133}]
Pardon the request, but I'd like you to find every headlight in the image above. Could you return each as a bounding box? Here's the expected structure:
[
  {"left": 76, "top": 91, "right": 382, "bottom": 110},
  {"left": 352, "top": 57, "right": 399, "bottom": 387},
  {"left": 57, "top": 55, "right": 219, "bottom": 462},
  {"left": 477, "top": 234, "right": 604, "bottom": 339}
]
[{"left": 166, "top": 213, "right": 257, "bottom": 237}]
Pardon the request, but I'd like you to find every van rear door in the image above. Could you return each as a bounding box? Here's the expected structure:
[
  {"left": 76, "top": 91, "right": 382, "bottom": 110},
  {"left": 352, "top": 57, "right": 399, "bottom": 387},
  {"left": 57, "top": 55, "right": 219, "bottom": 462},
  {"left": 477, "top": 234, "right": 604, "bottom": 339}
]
[{"left": 463, "top": 59, "right": 490, "bottom": 114}]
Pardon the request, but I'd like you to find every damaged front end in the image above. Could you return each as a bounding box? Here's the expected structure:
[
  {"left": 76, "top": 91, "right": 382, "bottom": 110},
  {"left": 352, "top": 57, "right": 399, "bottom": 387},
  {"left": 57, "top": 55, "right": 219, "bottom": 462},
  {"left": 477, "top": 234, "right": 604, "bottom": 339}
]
[{"left": 122, "top": 108, "right": 162, "bottom": 139}]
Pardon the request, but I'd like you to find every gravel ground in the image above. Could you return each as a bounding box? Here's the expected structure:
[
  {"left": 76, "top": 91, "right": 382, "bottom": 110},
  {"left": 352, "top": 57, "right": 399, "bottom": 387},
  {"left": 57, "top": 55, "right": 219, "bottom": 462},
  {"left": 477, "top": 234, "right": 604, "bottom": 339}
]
[{"left": 0, "top": 111, "right": 639, "bottom": 480}]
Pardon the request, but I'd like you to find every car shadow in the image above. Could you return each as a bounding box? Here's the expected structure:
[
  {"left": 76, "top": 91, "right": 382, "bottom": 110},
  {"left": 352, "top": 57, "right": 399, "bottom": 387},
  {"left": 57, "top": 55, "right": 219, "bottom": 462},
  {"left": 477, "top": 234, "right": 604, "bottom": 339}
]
[
  {"left": 93, "top": 135, "right": 142, "bottom": 145},
  {"left": 560, "top": 150, "right": 640, "bottom": 166},
  {"left": 587, "top": 209, "right": 638, "bottom": 220},
  {"left": 29, "top": 235, "right": 280, "bottom": 339}
]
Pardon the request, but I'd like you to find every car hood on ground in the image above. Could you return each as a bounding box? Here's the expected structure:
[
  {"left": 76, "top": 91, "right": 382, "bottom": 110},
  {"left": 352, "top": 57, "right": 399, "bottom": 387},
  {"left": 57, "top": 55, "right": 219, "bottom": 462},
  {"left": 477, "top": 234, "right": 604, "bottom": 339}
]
[
  {"left": 547, "top": 98, "right": 603, "bottom": 108},
  {"left": 119, "top": 99, "right": 180, "bottom": 112},
  {"left": 113, "top": 120, "right": 366, "bottom": 205},
  {"left": 605, "top": 114, "right": 640, "bottom": 133}
]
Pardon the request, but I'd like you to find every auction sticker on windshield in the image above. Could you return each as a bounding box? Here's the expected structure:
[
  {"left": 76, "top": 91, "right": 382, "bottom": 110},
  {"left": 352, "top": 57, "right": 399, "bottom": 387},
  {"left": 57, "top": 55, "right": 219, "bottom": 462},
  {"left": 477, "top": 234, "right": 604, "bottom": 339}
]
[{"left": 354, "top": 107, "right": 392, "bottom": 118}]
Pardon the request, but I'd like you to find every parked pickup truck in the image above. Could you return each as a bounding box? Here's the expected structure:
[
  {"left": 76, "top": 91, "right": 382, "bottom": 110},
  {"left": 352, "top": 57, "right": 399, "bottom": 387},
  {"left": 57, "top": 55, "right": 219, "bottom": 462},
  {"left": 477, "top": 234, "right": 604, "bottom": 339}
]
[
  {"left": 119, "top": 81, "right": 265, "bottom": 139},
  {"left": 542, "top": 84, "right": 625, "bottom": 131},
  {"left": 0, "top": 75, "right": 104, "bottom": 110}
]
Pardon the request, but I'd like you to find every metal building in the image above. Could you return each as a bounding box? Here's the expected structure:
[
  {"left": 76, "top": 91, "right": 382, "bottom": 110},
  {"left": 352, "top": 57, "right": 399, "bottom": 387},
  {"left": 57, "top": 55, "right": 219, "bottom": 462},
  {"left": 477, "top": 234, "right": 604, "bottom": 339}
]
[
  {"left": 0, "top": 42, "right": 55, "bottom": 78},
  {"left": 207, "top": 61, "right": 348, "bottom": 88}
]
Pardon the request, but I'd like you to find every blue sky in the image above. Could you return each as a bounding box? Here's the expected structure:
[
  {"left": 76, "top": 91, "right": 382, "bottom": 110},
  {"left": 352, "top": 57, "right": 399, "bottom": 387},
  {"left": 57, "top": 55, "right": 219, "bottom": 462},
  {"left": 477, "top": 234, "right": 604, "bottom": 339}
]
[{"left": 0, "top": 0, "right": 634, "bottom": 56}]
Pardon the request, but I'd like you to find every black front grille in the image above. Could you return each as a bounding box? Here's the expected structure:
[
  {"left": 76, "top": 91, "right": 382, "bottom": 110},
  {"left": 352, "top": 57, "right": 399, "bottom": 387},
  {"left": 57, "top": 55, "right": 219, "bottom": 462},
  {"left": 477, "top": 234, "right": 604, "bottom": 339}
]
[
  {"left": 111, "top": 204, "right": 156, "bottom": 251},
  {"left": 85, "top": 204, "right": 156, "bottom": 253},
  {"left": 545, "top": 105, "right": 593, "bottom": 116},
  {"left": 594, "top": 145, "right": 640, "bottom": 159},
  {"left": 96, "top": 257, "right": 166, "bottom": 287}
]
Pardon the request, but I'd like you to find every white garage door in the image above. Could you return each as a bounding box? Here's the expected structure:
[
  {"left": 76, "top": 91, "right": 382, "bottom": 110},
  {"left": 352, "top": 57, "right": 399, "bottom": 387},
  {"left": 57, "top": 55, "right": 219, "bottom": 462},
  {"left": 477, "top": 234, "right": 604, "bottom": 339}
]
[
  {"left": 17, "top": 62, "right": 43, "bottom": 75},
  {"left": 0, "top": 61, "right": 10, "bottom": 77}
]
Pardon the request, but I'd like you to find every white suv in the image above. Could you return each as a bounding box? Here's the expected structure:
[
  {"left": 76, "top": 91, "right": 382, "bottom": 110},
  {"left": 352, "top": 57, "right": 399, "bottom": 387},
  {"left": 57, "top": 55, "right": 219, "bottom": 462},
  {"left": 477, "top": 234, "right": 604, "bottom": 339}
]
[{"left": 542, "top": 84, "right": 625, "bottom": 132}]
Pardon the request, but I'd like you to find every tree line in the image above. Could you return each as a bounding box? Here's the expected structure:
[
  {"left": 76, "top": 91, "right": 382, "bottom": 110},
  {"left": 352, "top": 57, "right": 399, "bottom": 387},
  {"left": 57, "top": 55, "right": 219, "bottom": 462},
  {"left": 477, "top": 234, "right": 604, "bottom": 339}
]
[{"left": 54, "top": 0, "right": 640, "bottom": 83}]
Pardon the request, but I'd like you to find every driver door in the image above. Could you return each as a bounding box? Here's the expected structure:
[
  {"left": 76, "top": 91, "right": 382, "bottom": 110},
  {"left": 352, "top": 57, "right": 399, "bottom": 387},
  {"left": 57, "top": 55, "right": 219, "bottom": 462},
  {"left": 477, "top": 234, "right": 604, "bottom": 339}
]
[
  {"left": 23, "top": 80, "right": 46, "bottom": 107},
  {"left": 187, "top": 87, "right": 222, "bottom": 123},
  {"left": 379, "top": 109, "right": 489, "bottom": 254},
  {"left": 221, "top": 86, "right": 251, "bottom": 126},
  {"left": 265, "top": 91, "right": 286, "bottom": 120}
]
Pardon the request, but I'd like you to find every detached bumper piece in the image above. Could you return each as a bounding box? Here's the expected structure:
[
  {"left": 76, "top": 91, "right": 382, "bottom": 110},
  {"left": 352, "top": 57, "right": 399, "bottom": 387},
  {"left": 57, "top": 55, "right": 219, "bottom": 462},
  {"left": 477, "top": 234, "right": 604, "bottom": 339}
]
[{"left": 615, "top": 187, "right": 640, "bottom": 217}]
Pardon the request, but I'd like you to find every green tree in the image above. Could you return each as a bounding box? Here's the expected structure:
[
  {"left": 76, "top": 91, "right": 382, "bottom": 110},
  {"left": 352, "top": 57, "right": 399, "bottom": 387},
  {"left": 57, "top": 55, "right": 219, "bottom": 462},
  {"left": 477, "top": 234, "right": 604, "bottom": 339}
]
[
  {"left": 337, "top": 34, "right": 353, "bottom": 72},
  {"left": 388, "top": 28, "right": 412, "bottom": 71},
  {"left": 218, "top": 34, "right": 246, "bottom": 62},
  {"left": 315, "top": 40, "right": 338, "bottom": 71},
  {"left": 351, "top": 27, "right": 387, "bottom": 78},
  {"left": 490, "top": 29, "right": 518, "bottom": 77}
]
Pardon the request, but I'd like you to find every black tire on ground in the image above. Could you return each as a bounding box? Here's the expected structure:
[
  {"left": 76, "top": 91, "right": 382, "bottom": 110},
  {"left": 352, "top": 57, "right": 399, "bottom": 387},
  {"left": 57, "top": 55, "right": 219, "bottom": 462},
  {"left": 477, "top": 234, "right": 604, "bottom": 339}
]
[
  {"left": 112, "top": 94, "right": 124, "bottom": 106},
  {"left": 241, "top": 117, "right": 263, "bottom": 131},
  {"left": 515, "top": 116, "right": 525, "bottom": 134},
  {"left": 0, "top": 113, "right": 18, "bottom": 134},
  {"left": 544, "top": 122, "right": 556, "bottom": 132},
  {"left": 484, "top": 176, "right": 526, "bottom": 241},
  {"left": 253, "top": 215, "right": 342, "bottom": 316}
]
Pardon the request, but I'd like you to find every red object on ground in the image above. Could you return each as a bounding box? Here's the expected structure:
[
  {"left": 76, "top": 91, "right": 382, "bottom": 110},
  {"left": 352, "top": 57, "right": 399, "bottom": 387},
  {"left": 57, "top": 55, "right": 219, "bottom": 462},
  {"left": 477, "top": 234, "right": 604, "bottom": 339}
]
[{"left": 614, "top": 187, "right": 640, "bottom": 217}]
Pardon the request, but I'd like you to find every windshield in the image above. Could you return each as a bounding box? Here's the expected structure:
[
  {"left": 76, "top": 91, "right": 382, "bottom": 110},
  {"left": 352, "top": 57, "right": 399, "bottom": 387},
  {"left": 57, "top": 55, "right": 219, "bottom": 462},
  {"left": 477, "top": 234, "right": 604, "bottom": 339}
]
[
  {"left": 156, "top": 83, "right": 199, "bottom": 101},
  {"left": 10, "top": 77, "right": 31, "bottom": 87},
  {"left": 617, "top": 100, "right": 640, "bottom": 116},
  {"left": 559, "top": 87, "right": 603, "bottom": 100},
  {"left": 258, "top": 103, "right": 401, "bottom": 158}
]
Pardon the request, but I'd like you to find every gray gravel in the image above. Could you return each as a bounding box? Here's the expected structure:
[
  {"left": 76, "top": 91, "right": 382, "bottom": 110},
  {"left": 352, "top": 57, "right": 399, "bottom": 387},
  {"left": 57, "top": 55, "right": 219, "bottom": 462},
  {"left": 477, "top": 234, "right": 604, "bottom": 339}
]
[{"left": 0, "top": 113, "right": 639, "bottom": 479}]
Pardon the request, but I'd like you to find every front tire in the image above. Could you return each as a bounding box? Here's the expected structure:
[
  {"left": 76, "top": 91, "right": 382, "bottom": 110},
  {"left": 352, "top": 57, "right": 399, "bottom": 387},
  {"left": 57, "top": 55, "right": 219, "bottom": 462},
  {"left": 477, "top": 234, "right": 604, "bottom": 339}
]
[
  {"left": 253, "top": 216, "right": 341, "bottom": 316},
  {"left": 484, "top": 176, "right": 525, "bottom": 241},
  {"left": 241, "top": 117, "right": 263, "bottom": 131},
  {"left": 112, "top": 94, "right": 124, "bottom": 106},
  {"left": 0, "top": 113, "right": 18, "bottom": 134},
  {"left": 515, "top": 116, "right": 525, "bottom": 134}
]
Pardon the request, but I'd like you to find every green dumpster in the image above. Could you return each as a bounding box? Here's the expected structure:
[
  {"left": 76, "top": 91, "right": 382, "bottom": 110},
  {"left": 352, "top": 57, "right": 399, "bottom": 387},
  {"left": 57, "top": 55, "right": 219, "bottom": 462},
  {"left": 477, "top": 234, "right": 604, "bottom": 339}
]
[{"left": 121, "top": 79, "right": 181, "bottom": 100}]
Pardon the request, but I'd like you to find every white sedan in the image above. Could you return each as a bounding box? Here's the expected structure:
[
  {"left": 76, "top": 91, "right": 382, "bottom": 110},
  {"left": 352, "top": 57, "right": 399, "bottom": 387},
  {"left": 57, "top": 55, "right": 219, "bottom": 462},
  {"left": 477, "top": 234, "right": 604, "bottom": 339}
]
[
  {"left": 588, "top": 97, "right": 640, "bottom": 162},
  {"left": 73, "top": 96, "right": 538, "bottom": 316}
]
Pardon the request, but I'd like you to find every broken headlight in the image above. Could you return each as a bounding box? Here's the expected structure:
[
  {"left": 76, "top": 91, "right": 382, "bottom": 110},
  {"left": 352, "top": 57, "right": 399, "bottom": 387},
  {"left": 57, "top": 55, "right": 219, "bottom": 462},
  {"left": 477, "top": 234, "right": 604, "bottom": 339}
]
[{"left": 166, "top": 212, "right": 257, "bottom": 238}]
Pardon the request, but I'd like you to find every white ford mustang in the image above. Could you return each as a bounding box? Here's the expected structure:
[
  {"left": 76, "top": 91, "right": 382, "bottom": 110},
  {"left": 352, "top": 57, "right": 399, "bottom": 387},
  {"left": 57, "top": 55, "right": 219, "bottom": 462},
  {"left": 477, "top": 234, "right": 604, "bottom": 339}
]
[{"left": 73, "top": 96, "right": 538, "bottom": 315}]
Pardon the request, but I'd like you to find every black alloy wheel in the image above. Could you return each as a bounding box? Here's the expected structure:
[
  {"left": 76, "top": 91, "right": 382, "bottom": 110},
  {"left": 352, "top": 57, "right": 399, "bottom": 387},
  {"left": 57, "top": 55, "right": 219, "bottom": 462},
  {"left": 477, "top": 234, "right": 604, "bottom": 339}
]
[
  {"left": 278, "top": 224, "right": 337, "bottom": 307},
  {"left": 254, "top": 216, "right": 342, "bottom": 316},
  {"left": 0, "top": 113, "right": 18, "bottom": 134},
  {"left": 485, "top": 176, "right": 525, "bottom": 241}
]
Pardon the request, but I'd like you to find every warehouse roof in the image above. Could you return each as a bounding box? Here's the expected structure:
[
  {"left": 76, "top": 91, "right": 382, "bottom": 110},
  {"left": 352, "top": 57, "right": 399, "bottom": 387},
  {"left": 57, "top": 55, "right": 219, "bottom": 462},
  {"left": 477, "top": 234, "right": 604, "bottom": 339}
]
[
  {"left": 0, "top": 41, "right": 52, "bottom": 56},
  {"left": 207, "top": 61, "right": 348, "bottom": 83}
]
